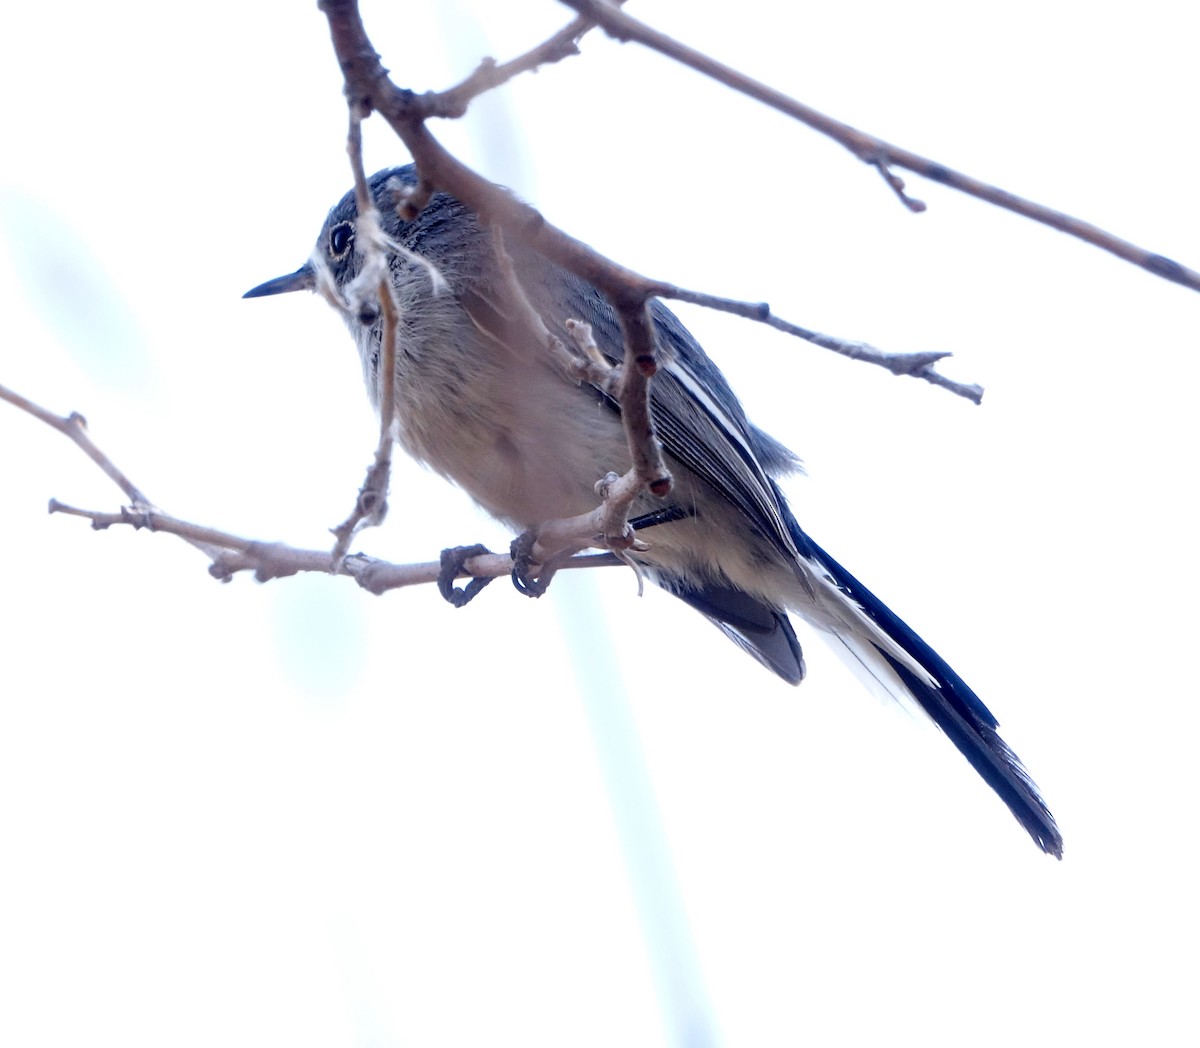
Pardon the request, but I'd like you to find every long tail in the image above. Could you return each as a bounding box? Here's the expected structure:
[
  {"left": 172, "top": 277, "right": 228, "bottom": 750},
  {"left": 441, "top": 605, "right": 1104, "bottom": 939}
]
[{"left": 793, "top": 528, "right": 1063, "bottom": 858}]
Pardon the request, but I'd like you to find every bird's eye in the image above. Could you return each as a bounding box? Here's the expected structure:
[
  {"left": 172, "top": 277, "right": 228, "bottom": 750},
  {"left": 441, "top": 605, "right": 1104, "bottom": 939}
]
[{"left": 329, "top": 221, "right": 355, "bottom": 259}]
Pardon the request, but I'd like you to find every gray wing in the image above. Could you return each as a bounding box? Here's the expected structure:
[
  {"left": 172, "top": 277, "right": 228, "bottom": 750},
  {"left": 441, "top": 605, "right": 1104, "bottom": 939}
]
[
  {"left": 549, "top": 271, "right": 805, "bottom": 564},
  {"left": 537, "top": 269, "right": 810, "bottom": 684}
]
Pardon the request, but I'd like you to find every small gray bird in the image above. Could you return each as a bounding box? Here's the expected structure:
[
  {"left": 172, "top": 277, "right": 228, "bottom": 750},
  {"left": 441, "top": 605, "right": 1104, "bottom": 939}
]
[{"left": 246, "top": 165, "right": 1061, "bottom": 856}]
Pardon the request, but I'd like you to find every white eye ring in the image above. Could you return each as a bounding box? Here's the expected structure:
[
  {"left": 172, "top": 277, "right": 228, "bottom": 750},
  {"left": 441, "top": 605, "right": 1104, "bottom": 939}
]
[{"left": 328, "top": 221, "right": 355, "bottom": 260}]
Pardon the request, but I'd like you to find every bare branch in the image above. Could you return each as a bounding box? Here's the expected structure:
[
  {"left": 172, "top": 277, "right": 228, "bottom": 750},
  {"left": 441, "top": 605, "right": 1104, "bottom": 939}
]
[
  {"left": 44, "top": 494, "right": 617, "bottom": 594},
  {"left": 561, "top": 0, "right": 1200, "bottom": 294},
  {"left": 421, "top": 13, "right": 598, "bottom": 118},
  {"left": 615, "top": 304, "right": 671, "bottom": 494},
  {"left": 476, "top": 231, "right": 622, "bottom": 397},
  {"left": 871, "top": 159, "right": 926, "bottom": 214},
  {"left": 3, "top": 381, "right": 626, "bottom": 597},
  {"left": 328, "top": 109, "right": 400, "bottom": 560},
  {"left": 343, "top": 549, "right": 620, "bottom": 594},
  {"left": 328, "top": 437, "right": 393, "bottom": 561},
  {"left": 656, "top": 286, "right": 983, "bottom": 404},
  {"left": 1, "top": 382, "right": 153, "bottom": 508}
]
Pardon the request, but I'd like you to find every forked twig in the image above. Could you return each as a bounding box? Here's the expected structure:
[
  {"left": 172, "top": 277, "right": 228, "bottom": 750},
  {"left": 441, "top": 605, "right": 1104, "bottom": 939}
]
[
  {"left": 2, "top": 383, "right": 622, "bottom": 594},
  {"left": 561, "top": 0, "right": 1200, "bottom": 293}
]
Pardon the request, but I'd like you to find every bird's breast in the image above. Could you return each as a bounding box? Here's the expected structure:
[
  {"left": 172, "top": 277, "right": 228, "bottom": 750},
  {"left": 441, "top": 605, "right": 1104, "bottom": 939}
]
[{"left": 377, "top": 317, "right": 631, "bottom": 530}]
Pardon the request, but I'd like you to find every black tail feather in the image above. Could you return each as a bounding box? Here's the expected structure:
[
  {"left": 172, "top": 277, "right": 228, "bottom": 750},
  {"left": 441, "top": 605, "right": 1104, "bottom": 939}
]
[
  {"left": 793, "top": 529, "right": 1062, "bottom": 857},
  {"left": 885, "top": 656, "right": 1062, "bottom": 856},
  {"left": 668, "top": 577, "right": 807, "bottom": 686}
]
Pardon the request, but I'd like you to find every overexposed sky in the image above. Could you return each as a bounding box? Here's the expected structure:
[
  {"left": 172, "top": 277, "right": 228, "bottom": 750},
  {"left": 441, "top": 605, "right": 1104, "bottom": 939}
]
[{"left": 2, "top": 2, "right": 1198, "bottom": 1045}]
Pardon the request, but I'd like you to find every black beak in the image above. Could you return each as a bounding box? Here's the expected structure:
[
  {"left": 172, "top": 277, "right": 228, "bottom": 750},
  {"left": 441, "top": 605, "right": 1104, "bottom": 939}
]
[{"left": 243, "top": 263, "right": 316, "bottom": 299}]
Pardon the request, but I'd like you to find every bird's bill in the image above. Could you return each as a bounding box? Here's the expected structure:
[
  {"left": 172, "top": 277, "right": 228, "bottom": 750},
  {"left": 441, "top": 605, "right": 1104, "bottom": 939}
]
[{"left": 242, "top": 263, "right": 316, "bottom": 299}]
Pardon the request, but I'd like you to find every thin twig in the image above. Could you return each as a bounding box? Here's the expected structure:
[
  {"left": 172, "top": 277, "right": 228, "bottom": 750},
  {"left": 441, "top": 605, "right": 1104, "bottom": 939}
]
[
  {"left": 1, "top": 382, "right": 153, "bottom": 507},
  {"left": 616, "top": 304, "right": 671, "bottom": 495},
  {"left": 479, "top": 229, "right": 621, "bottom": 392},
  {"left": 345, "top": 549, "right": 619, "bottom": 594},
  {"left": 656, "top": 286, "right": 983, "bottom": 403},
  {"left": 422, "top": 13, "right": 597, "bottom": 118},
  {"left": 346, "top": 110, "right": 398, "bottom": 448},
  {"left": 2, "top": 381, "right": 626, "bottom": 595},
  {"left": 561, "top": 0, "right": 1200, "bottom": 293},
  {"left": 329, "top": 109, "right": 400, "bottom": 560},
  {"left": 45, "top": 494, "right": 616, "bottom": 594}
]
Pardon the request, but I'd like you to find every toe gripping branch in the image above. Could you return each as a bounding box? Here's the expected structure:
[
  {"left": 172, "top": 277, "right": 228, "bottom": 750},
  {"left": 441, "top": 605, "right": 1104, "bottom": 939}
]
[
  {"left": 437, "top": 543, "right": 496, "bottom": 607},
  {"left": 510, "top": 530, "right": 555, "bottom": 597}
]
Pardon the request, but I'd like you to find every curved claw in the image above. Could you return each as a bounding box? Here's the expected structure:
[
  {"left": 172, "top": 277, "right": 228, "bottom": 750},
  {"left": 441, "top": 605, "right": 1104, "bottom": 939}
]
[
  {"left": 438, "top": 543, "right": 495, "bottom": 607},
  {"left": 510, "top": 531, "right": 552, "bottom": 597}
]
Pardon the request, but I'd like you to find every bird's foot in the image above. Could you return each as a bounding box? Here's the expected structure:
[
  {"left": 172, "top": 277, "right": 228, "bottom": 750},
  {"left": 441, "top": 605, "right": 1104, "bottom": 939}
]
[{"left": 437, "top": 543, "right": 495, "bottom": 607}]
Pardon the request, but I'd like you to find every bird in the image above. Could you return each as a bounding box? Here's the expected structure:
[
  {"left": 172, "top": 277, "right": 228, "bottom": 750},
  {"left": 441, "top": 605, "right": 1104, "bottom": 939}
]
[{"left": 245, "top": 164, "right": 1061, "bottom": 857}]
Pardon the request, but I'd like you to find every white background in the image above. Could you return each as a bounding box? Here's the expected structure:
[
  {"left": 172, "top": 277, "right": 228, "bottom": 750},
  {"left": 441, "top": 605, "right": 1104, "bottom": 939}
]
[{"left": 1, "top": 2, "right": 1197, "bottom": 1045}]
